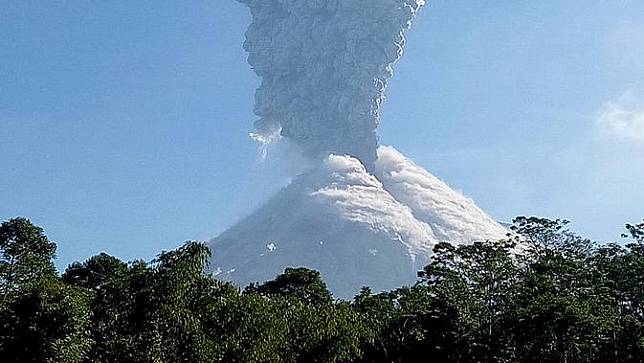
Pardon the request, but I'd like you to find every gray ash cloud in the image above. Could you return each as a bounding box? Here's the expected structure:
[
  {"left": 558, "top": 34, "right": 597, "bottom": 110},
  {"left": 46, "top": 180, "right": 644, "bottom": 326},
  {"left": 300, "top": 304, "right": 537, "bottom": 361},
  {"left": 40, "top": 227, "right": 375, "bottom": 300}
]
[{"left": 238, "top": 0, "right": 425, "bottom": 170}]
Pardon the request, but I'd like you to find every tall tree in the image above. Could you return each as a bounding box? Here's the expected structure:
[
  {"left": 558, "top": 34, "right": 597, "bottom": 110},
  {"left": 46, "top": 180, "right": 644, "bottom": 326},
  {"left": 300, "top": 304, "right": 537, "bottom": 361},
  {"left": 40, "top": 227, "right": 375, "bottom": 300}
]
[
  {"left": 0, "top": 218, "right": 57, "bottom": 302},
  {"left": 0, "top": 218, "right": 92, "bottom": 363},
  {"left": 511, "top": 217, "right": 618, "bottom": 363},
  {"left": 418, "top": 240, "right": 519, "bottom": 362}
]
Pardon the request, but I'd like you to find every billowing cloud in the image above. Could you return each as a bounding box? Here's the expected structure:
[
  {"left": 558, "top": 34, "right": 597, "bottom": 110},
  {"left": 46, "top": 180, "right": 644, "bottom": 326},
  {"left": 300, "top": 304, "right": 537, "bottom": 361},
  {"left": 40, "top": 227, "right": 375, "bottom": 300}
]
[
  {"left": 238, "top": 0, "right": 425, "bottom": 170},
  {"left": 376, "top": 146, "right": 509, "bottom": 244}
]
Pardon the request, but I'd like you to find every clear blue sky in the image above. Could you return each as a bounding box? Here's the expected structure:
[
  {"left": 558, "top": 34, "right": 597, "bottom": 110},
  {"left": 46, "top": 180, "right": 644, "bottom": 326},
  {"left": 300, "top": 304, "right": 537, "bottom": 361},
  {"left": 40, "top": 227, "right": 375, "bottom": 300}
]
[{"left": 2, "top": 1, "right": 643, "bottom": 268}]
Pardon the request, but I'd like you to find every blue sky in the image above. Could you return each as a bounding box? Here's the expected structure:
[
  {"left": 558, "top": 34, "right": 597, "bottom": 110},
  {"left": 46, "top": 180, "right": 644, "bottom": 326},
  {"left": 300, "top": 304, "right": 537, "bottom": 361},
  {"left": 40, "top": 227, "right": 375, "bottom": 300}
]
[{"left": 1, "top": 1, "right": 643, "bottom": 268}]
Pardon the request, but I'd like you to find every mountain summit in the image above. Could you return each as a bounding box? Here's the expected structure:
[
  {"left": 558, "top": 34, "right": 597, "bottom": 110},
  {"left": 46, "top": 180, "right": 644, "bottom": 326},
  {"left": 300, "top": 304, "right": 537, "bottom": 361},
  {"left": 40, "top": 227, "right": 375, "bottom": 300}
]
[{"left": 209, "top": 147, "right": 506, "bottom": 298}]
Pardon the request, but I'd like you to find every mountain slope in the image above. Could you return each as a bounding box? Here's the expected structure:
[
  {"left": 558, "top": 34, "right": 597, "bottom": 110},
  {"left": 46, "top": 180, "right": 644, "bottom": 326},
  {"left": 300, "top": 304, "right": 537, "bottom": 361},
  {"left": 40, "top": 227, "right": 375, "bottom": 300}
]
[{"left": 208, "top": 146, "right": 506, "bottom": 299}]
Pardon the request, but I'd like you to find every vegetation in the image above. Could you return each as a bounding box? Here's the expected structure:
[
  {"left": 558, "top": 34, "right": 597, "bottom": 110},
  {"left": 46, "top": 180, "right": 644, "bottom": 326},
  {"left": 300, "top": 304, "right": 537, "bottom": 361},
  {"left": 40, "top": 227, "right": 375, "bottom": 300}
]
[{"left": 1, "top": 216, "right": 643, "bottom": 362}]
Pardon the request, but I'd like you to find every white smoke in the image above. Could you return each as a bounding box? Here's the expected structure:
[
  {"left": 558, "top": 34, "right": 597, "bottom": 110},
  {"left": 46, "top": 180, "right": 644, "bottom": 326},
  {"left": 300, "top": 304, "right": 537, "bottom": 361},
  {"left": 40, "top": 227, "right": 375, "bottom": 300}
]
[
  {"left": 375, "top": 146, "right": 509, "bottom": 243},
  {"left": 309, "top": 152, "right": 436, "bottom": 261},
  {"left": 306, "top": 147, "right": 507, "bottom": 262}
]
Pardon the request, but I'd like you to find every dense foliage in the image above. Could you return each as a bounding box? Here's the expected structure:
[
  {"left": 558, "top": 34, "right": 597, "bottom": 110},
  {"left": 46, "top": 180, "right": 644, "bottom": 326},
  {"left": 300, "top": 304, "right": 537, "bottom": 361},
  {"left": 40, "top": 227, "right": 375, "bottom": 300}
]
[{"left": 1, "top": 216, "right": 643, "bottom": 362}]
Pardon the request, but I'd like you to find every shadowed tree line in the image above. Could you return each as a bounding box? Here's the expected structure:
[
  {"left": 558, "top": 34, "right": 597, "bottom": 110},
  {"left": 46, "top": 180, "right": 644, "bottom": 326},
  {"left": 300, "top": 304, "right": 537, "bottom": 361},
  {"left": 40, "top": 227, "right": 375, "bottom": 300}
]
[{"left": 1, "top": 216, "right": 643, "bottom": 362}]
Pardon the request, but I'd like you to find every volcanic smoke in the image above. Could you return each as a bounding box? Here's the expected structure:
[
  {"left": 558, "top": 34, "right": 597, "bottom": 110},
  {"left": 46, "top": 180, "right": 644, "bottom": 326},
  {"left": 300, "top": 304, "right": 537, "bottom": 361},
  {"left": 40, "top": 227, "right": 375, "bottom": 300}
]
[{"left": 240, "top": 0, "right": 425, "bottom": 170}]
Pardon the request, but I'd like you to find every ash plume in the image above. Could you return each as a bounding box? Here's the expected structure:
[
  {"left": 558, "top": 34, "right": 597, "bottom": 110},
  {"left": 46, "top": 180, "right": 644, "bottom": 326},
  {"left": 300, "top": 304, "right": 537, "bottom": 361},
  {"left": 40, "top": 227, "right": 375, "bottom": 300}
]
[
  {"left": 210, "top": 0, "right": 508, "bottom": 298},
  {"left": 238, "top": 0, "right": 425, "bottom": 170}
]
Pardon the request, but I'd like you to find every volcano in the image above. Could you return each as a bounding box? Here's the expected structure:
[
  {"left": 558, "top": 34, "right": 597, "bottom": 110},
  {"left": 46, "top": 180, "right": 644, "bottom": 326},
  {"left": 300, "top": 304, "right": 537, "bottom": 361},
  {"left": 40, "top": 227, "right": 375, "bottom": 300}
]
[{"left": 208, "top": 0, "right": 507, "bottom": 298}]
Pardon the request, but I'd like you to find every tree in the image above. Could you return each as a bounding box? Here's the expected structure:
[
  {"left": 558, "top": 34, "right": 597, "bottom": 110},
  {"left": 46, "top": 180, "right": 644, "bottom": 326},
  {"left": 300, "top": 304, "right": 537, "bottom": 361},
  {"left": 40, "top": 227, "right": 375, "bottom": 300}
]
[
  {"left": 418, "top": 240, "right": 519, "bottom": 362},
  {"left": 0, "top": 218, "right": 57, "bottom": 303},
  {"left": 591, "top": 242, "right": 644, "bottom": 362},
  {"left": 622, "top": 219, "right": 644, "bottom": 244},
  {"left": 143, "top": 241, "right": 220, "bottom": 362},
  {"left": 62, "top": 253, "right": 128, "bottom": 290},
  {"left": 289, "top": 300, "right": 371, "bottom": 363},
  {"left": 2, "top": 215, "right": 643, "bottom": 362},
  {"left": 0, "top": 274, "right": 93, "bottom": 363},
  {"left": 245, "top": 267, "right": 333, "bottom": 305},
  {"left": 61, "top": 242, "right": 233, "bottom": 363},
  {"left": 353, "top": 286, "right": 432, "bottom": 363},
  {"left": 510, "top": 217, "right": 618, "bottom": 363},
  {"left": 93, "top": 242, "right": 226, "bottom": 363},
  {"left": 62, "top": 253, "right": 134, "bottom": 363}
]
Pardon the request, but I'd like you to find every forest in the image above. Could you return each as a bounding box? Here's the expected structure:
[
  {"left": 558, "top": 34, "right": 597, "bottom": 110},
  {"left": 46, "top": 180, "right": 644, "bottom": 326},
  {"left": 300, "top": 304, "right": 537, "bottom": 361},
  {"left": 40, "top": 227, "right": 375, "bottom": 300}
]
[{"left": 1, "top": 216, "right": 643, "bottom": 363}]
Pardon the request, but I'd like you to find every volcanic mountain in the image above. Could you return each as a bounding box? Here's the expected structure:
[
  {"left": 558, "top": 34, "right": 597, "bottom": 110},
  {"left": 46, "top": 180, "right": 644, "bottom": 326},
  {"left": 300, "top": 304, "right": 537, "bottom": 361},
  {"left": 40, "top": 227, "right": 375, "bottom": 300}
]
[
  {"left": 209, "top": 147, "right": 506, "bottom": 298},
  {"left": 208, "top": 0, "right": 507, "bottom": 298}
]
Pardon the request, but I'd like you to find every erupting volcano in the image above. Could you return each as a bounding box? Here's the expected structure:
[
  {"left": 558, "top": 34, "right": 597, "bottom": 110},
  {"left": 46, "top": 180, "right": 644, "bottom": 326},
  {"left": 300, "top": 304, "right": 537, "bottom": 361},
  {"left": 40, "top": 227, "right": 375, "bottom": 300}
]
[{"left": 209, "top": 0, "right": 507, "bottom": 298}]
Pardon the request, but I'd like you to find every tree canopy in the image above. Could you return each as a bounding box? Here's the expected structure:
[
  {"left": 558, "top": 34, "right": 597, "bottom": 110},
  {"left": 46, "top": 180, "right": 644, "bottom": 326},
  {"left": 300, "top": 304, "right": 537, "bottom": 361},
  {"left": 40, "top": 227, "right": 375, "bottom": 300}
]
[{"left": 1, "top": 216, "right": 643, "bottom": 362}]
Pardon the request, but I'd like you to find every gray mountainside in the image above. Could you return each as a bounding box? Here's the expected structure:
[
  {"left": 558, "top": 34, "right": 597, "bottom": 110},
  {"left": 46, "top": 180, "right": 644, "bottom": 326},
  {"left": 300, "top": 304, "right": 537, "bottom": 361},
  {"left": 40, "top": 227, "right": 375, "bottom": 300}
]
[{"left": 209, "top": 148, "right": 507, "bottom": 298}]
